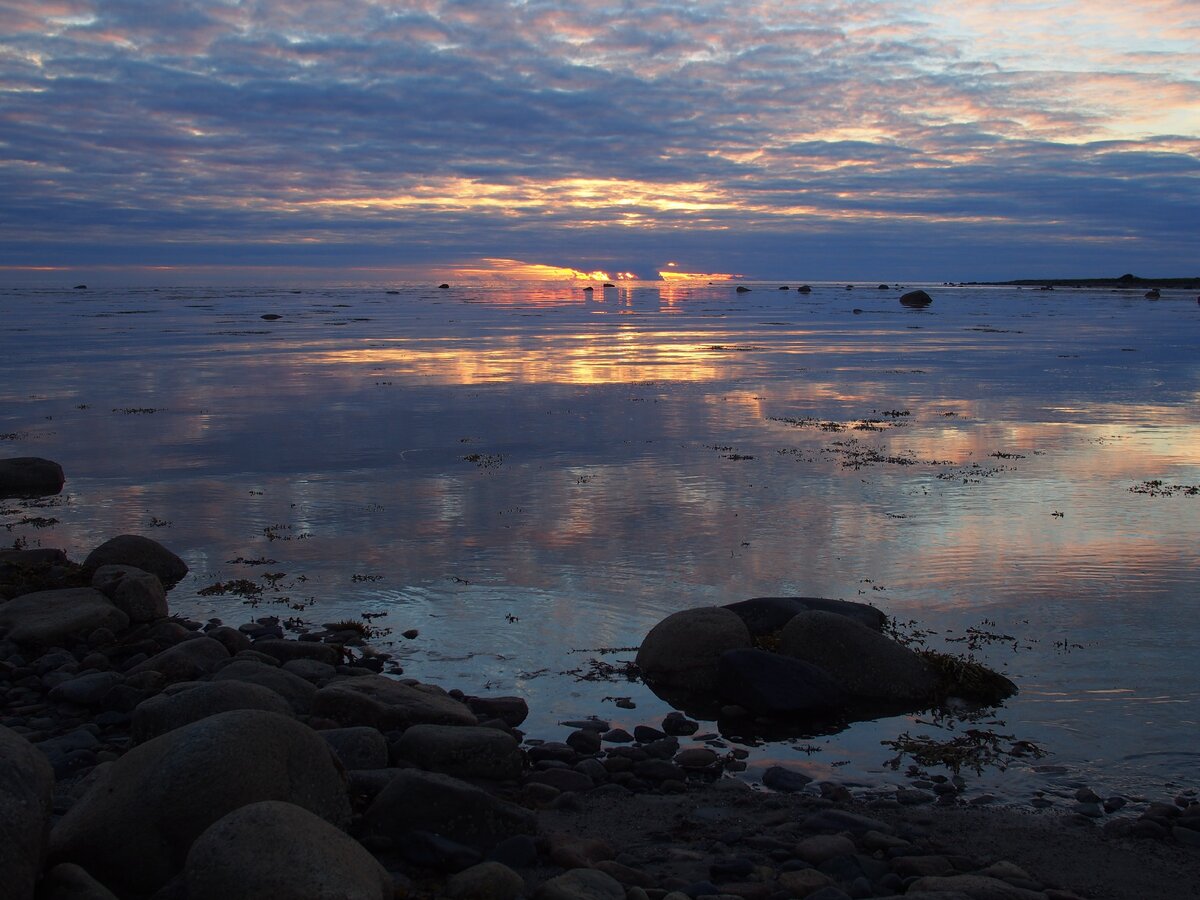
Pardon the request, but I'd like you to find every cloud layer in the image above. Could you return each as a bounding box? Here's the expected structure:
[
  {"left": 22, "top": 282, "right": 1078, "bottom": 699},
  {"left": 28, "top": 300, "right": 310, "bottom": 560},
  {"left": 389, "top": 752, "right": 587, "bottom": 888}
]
[{"left": 1, "top": 0, "right": 1197, "bottom": 279}]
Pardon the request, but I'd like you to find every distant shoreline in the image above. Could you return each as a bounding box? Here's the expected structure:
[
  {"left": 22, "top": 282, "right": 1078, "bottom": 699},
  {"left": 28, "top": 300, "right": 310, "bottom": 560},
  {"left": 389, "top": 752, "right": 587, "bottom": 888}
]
[{"left": 965, "top": 274, "right": 1200, "bottom": 289}]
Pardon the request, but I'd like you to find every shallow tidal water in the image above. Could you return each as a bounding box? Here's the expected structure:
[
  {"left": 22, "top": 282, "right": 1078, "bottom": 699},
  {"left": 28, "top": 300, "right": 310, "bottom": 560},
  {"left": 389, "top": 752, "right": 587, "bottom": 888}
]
[{"left": 2, "top": 279, "right": 1198, "bottom": 807}]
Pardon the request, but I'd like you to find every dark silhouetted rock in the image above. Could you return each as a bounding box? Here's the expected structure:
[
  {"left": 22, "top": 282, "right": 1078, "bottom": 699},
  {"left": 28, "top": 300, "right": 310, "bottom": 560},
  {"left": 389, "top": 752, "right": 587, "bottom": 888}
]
[
  {"left": 718, "top": 648, "right": 846, "bottom": 716},
  {"left": 127, "top": 637, "right": 230, "bottom": 683},
  {"left": 0, "top": 457, "right": 65, "bottom": 497},
  {"left": 131, "top": 680, "right": 294, "bottom": 743},
  {"left": 82, "top": 535, "right": 188, "bottom": 586},
  {"left": 398, "top": 724, "right": 520, "bottom": 782},
  {"left": 900, "top": 290, "right": 933, "bottom": 308},
  {"left": 439, "top": 283, "right": 450, "bottom": 289},
  {"left": 362, "top": 769, "right": 536, "bottom": 852},
  {"left": 210, "top": 658, "right": 317, "bottom": 713},
  {"left": 260, "top": 313, "right": 282, "bottom": 320},
  {"left": 1, "top": 726, "right": 55, "bottom": 900},
  {"left": 313, "top": 675, "right": 477, "bottom": 729},
  {"left": 185, "top": 801, "right": 391, "bottom": 900},
  {"left": 0, "top": 588, "right": 128, "bottom": 646},
  {"left": 723, "top": 596, "right": 886, "bottom": 637},
  {"left": 74, "top": 284, "right": 87, "bottom": 290},
  {"left": 37, "top": 863, "right": 120, "bottom": 900},
  {"left": 1145, "top": 289, "right": 1160, "bottom": 299},
  {"left": 779, "top": 611, "right": 936, "bottom": 704},
  {"left": 736, "top": 285, "right": 751, "bottom": 292},
  {"left": 320, "top": 726, "right": 389, "bottom": 770},
  {"left": 466, "top": 695, "right": 529, "bottom": 727},
  {"left": 252, "top": 638, "right": 340, "bottom": 666},
  {"left": 797, "top": 285, "right": 812, "bottom": 293},
  {"left": 92, "top": 565, "right": 168, "bottom": 623},
  {"left": 635, "top": 606, "right": 752, "bottom": 693},
  {"left": 50, "top": 709, "right": 351, "bottom": 895},
  {"left": 763, "top": 765, "right": 814, "bottom": 792},
  {"left": 878, "top": 283, "right": 889, "bottom": 289}
]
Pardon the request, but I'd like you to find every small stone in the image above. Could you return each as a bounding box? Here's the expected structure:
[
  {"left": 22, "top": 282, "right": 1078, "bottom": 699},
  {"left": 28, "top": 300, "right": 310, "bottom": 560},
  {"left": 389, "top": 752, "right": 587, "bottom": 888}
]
[
  {"left": 662, "top": 711, "right": 699, "bottom": 735},
  {"left": 795, "top": 834, "right": 856, "bottom": 865},
  {"left": 602, "top": 728, "right": 634, "bottom": 743}
]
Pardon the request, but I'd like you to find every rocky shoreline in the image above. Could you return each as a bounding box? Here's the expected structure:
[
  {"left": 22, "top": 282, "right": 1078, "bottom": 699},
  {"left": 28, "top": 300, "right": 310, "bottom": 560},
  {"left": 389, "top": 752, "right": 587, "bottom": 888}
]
[{"left": 2, "top": 522, "right": 1198, "bottom": 898}]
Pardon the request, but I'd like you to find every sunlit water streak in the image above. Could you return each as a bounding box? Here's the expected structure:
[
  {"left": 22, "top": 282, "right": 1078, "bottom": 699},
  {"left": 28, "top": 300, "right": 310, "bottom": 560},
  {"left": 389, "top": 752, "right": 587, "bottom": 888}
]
[{"left": 2, "top": 280, "right": 1198, "bottom": 805}]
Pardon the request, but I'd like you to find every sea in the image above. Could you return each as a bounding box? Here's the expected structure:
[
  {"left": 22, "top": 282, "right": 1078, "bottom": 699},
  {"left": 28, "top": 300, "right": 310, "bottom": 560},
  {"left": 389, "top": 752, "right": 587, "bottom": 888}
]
[{"left": 2, "top": 278, "right": 1197, "bottom": 807}]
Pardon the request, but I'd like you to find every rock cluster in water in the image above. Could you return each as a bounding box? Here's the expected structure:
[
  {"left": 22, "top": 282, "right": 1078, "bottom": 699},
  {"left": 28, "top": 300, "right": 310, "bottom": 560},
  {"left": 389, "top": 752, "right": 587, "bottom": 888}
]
[{"left": 3, "top": 460, "right": 1198, "bottom": 898}]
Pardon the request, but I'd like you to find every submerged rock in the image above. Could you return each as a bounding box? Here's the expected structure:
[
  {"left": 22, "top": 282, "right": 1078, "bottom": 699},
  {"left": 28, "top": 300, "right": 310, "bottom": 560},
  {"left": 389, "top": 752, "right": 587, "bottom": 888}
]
[
  {"left": 0, "top": 457, "right": 65, "bottom": 497},
  {"left": 900, "top": 290, "right": 933, "bottom": 308}
]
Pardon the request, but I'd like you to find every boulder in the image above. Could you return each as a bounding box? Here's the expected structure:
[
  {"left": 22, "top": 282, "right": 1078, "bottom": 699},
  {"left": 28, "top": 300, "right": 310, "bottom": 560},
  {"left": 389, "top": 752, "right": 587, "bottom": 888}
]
[
  {"left": 900, "top": 290, "right": 933, "bottom": 308},
  {"left": 1, "top": 726, "right": 55, "bottom": 900},
  {"left": 184, "top": 801, "right": 391, "bottom": 900},
  {"left": 82, "top": 535, "right": 188, "bottom": 586},
  {"left": 48, "top": 671, "right": 124, "bottom": 707},
  {"left": 252, "top": 638, "right": 341, "bottom": 666},
  {"left": 534, "top": 869, "right": 625, "bottom": 900},
  {"left": 126, "top": 637, "right": 230, "bottom": 683},
  {"left": 394, "top": 724, "right": 523, "bottom": 780},
  {"left": 723, "top": 596, "right": 885, "bottom": 636},
  {"left": 466, "top": 695, "right": 529, "bottom": 727},
  {"left": 446, "top": 860, "right": 525, "bottom": 899},
  {"left": 210, "top": 658, "right": 317, "bottom": 713},
  {"left": 320, "top": 726, "right": 389, "bottom": 770},
  {"left": 362, "top": 769, "right": 536, "bottom": 852},
  {"left": 312, "top": 675, "right": 477, "bottom": 729},
  {"left": 49, "top": 709, "right": 350, "bottom": 894},
  {"left": 282, "top": 658, "right": 339, "bottom": 684},
  {"left": 0, "top": 457, "right": 65, "bottom": 497},
  {"left": 797, "top": 285, "right": 812, "bottom": 293},
  {"left": 131, "top": 680, "right": 294, "bottom": 743},
  {"left": 779, "top": 611, "right": 936, "bottom": 704},
  {"left": 718, "top": 648, "right": 846, "bottom": 715},
  {"left": 0, "top": 588, "right": 128, "bottom": 646},
  {"left": 91, "top": 565, "right": 167, "bottom": 623},
  {"left": 635, "top": 606, "right": 752, "bottom": 693},
  {"left": 36, "top": 863, "right": 120, "bottom": 900}
]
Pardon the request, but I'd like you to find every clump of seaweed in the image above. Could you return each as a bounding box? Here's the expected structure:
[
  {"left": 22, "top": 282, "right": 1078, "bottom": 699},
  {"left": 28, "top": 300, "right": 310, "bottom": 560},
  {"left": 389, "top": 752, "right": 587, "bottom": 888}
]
[
  {"left": 882, "top": 728, "right": 1046, "bottom": 775},
  {"left": 918, "top": 648, "right": 1018, "bottom": 705},
  {"left": 324, "top": 618, "right": 388, "bottom": 640}
]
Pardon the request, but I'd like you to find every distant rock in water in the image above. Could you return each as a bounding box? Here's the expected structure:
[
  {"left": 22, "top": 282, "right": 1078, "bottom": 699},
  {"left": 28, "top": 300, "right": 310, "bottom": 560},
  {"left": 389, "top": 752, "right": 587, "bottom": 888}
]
[
  {"left": 260, "top": 314, "right": 282, "bottom": 320},
  {"left": 438, "top": 283, "right": 450, "bottom": 289},
  {"left": 386, "top": 290, "right": 399, "bottom": 295},
  {"left": 853, "top": 308, "right": 863, "bottom": 314},
  {"left": 603, "top": 283, "right": 615, "bottom": 288},
  {"left": 73, "top": 284, "right": 87, "bottom": 290},
  {"left": 778, "top": 285, "right": 790, "bottom": 290},
  {"left": 845, "top": 284, "right": 853, "bottom": 290},
  {"left": 1145, "top": 289, "right": 1160, "bottom": 300},
  {"left": 878, "top": 284, "right": 889, "bottom": 289},
  {"left": 83, "top": 535, "right": 188, "bottom": 586},
  {"left": 736, "top": 286, "right": 751, "bottom": 293},
  {"left": 797, "top": 285, "right": 812, "bottom": 293},
  {"left": 0, "top": 457, "right": 65, "bottom": 498},
  {"left": 583, "top": 286, "right": 594, "bottom": 292},
  {"left": 900, "top": 290, "right": 933, "bottom": 308}
]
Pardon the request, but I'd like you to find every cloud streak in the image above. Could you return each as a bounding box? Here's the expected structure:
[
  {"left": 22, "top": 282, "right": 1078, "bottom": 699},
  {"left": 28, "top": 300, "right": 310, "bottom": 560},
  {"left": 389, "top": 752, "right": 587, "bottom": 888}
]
[{"left": 0, "top": 0, "right": 1196, "bottom": 279}]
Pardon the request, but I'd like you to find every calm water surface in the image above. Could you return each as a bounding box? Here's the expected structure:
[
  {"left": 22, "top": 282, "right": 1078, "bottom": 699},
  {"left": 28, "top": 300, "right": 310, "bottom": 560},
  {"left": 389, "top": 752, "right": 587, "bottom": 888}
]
[{"left": 2, "top": 280, "right": 1198, "bottom": 805}]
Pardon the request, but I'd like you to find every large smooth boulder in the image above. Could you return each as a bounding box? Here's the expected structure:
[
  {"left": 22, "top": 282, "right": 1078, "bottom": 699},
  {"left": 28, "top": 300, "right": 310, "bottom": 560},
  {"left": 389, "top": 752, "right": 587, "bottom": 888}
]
[
  {"left": 82, "top": 535, "right": 188, "bottom": 586},
  {"left": 0, "top": 457, "right": 64, "bottom": 497},
  {"left": 185, "top": 801, "right": 391, "bottom": 900},
  {"left": 718, "top": 648, "right": 847, "bottom": 716},
  {"left": 723, "top": 596, "right": 886, "bottom": 636},
  {"left": 635, "top": 606, "right": 752, "bottom": 693},
  {"left": 1, "top": 726, "right": 55, "bottom": 900},
  {"left": 36, "top": 863, "right": 120, "bottom": 900},
  {"left": 0, "top": 588, "right": 128, "bottom": 646},
  {"left": 50, "top": 709, "right": 350, "bottom": 895},
  {"left": 779, "top": 611, "right": 936, "bottom": 704},
  {"left": 362, "top": 769, "right": 536, "bottom": 852},
  {"left": 319, "top": 726, "right": 389, "bottom": 770},
  {"left": 131, "top": 680, "right": 294, "bottom": 744},
  {"left": 126, "top": 637, "right": 230, "bottom": 683},
  {"left": 210, "top": 658, "right": 317, "bottom": 713},
  {"left": 91, "top": 565, "right": 168, "bottom": 622},
  {"left": 395, "top": 724, "right": 523, "bottom": 780},
  {"left": 312, "top": 675, "right": 477, "bottom": 729}
]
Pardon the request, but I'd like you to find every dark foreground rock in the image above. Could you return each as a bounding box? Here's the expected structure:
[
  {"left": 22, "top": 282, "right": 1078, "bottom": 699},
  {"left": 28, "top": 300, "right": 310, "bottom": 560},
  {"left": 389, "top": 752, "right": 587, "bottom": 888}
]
[
  {"left": 1, "top": 726, "right": 55, "bottom": 900},
  {"left": 82, "top": 534, "right": 188, "bottom": 585},
  {"left": 634, "top": 606, "right": 751, "bottom": 693},
  {"left": 901, "top": 289, "right": 933, "bottom": 307},
  {"left": 184, "top": 801, "right": 392, "bottom": 900},
  {"left": 49, "top": 709, "right": 351, "bottom": 894}
]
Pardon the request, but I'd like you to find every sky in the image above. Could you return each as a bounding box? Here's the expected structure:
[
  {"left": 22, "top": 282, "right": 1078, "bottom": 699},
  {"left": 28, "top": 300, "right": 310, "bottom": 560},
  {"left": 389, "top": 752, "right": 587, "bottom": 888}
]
[{"left": 1, "top": 0, "right": 1198, "bottom": 283}]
